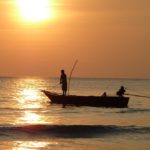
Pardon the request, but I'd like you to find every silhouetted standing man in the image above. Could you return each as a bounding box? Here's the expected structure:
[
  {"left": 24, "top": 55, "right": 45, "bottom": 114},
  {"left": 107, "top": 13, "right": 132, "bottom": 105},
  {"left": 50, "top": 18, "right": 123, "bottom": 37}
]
[{"left": 60, "top": 69, "right": 67, "bottom": 96}]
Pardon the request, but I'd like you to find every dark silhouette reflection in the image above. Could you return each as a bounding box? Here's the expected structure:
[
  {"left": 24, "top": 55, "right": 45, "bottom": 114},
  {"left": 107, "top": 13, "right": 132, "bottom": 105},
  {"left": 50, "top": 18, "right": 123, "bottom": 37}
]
[{"left": 60, "top": 69, "right": 67, "bottom": 96}]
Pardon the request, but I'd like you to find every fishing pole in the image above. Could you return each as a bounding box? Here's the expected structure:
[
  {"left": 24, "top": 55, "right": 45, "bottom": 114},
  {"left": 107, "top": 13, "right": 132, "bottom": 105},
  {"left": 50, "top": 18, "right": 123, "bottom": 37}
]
[
  {"left": 125, "top": 93, "right": 150, "bottom": 99},
  {"left": 126, "top": 87, "right": 149, "bottom": 96},
  {"left": 67, "top": 59, "right": 78, "bottom": 95}
]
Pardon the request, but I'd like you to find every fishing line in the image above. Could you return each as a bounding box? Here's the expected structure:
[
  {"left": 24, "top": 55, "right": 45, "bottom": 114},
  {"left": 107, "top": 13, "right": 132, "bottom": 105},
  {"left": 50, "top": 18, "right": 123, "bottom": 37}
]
[
  {"left": 126, "top": 88, "right": 150, "bottom": 98},
  {"left": 125, "top": 93, "right": 150, "bottom": 99}
]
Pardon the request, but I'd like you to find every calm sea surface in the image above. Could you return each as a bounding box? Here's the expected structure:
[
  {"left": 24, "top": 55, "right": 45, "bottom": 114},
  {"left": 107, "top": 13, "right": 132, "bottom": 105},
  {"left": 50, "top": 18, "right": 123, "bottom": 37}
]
[{"left": 0, "top": 77, "right": 150, "bottom": 150}]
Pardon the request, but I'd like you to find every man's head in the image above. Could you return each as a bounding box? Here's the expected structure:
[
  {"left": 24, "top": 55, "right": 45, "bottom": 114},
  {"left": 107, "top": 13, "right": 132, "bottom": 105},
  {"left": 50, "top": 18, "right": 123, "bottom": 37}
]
[{"left": 61, "top": 69, "right": 64, "bottom": 74}]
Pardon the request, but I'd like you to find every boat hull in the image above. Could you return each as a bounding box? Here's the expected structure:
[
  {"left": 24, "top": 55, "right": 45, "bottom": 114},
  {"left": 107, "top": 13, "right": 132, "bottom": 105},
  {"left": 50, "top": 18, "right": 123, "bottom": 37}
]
[{"left": 42, "top": 90, "right": 129, "bottom": 108}]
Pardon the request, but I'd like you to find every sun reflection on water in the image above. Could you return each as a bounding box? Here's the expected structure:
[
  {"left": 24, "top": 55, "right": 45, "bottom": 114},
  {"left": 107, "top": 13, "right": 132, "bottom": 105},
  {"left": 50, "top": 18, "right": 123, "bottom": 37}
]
[
  {"left": 19, "top": 88, "right": 43, "bottom": 109},
  {"left": 11, "top": 78, "right": 62, "bottom": 125},
  {"left": 18, "top": 111, "right": 42, "bottom": 124},
  {"left": 14, "top": 78, "right": 51, "bottom": 124},
  {"left": 21, "top": 89, "right": 40, "bottom": 101},
  {"left": 13, "top": 141, "right": 57, "bottom": 150},
  {"left": 15, "top": 78, "right": 47, "bottom": 109}
]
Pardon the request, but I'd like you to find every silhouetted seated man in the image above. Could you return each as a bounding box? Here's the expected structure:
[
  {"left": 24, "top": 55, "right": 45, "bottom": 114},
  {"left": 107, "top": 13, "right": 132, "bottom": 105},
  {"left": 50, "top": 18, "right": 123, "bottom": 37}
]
[
  {"left": 116, "top": 86, "right": 126, "bottom": 96},
  {"left": 60, "top": 69, "right": 67, "bottom": 96}
]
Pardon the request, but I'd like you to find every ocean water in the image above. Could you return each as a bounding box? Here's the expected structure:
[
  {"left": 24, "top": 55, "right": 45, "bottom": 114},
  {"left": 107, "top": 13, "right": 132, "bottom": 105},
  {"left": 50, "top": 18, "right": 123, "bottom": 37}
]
[{"left": 0, "top": 77, "right": 150, "bottom": 150}]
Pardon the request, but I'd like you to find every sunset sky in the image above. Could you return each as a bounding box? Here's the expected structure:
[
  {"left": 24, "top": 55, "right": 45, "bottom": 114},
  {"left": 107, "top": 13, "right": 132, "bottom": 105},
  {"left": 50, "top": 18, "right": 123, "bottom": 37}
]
[{"left": 0, "top": 0, "right": 150, "bottom": 78}]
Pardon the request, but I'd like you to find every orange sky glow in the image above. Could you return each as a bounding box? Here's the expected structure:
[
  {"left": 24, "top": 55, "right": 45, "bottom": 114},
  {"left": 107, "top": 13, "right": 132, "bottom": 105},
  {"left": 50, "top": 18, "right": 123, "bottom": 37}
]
[{"left": 0, "top": 0, "right": 150, "bottom": 78}]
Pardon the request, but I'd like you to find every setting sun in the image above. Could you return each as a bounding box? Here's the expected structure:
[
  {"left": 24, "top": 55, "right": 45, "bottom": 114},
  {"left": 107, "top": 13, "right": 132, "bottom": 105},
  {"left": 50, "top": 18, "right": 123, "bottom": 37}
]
[{"left": 17, "top": 0, "right": 53, "bottom": 21}]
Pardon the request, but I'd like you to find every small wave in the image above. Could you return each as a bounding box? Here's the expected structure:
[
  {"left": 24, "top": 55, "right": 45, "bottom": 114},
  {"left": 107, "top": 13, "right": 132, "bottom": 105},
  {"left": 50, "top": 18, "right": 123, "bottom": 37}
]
[
  {"left": 0, "top": 99, "right": 18, "bottom": 103},
  {"left": 116, "top": 108, "right": 150, "bottom": 114},
  {"left": 0, "top": 108, "right": 47, "bottom": 112},
  {"left": 0, "top": 124, "right": 149, "bottom": 139}
]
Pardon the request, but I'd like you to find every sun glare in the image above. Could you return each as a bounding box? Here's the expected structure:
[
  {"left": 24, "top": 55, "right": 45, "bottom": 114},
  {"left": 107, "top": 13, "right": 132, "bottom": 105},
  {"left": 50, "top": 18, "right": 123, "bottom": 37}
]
[
  {"left": 17, "top": 0, "right": 53, "bottom": 21},
  {"left": 21, "top": 89, "right": 39, "bottom": 101}
]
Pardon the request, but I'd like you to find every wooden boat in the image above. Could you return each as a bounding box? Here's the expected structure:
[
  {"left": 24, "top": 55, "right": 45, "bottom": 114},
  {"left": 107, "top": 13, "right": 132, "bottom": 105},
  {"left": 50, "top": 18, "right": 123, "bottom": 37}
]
[{"left": 42, "top": 90, "right": 129, "bottom": 108}]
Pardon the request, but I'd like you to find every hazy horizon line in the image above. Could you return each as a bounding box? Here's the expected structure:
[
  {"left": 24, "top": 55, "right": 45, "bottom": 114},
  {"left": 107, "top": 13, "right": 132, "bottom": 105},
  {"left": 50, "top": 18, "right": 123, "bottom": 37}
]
[{"left": 0, "top": 76, "right": 149, "bottom": 80}]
